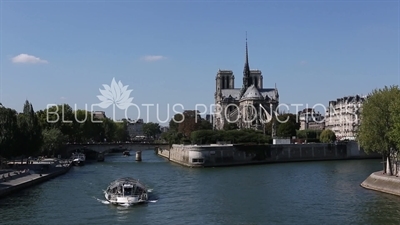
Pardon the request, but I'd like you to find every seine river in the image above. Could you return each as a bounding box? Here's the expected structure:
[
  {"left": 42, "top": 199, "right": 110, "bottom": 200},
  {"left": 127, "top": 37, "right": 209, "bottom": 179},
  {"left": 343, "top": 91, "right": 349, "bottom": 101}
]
[{"left": 0, "top": 150, "right": 399, "bottom": 225}]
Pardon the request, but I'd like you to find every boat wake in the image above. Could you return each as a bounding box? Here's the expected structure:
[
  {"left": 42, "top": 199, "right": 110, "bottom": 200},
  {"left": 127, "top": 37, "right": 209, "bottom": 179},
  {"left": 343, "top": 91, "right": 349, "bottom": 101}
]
[
  {"left": 94, "top": 197, "right": 110, "bottom": 205},
  {"left": 94, "top": 197, "right": 158, "bottom": 205},
  {"left": 119, "top": 203, "right": 131, "bottom": 207}
]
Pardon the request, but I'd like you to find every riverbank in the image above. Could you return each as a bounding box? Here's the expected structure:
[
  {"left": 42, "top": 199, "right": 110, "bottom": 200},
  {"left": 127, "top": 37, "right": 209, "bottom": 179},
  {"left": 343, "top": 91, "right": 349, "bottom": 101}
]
[
  {"left": 157, "top": 142, "right": 381, "bottom": 168},
  {"left": 0, "top": 160, "right": 72, "bottom": 198},
  {"left": 361, "top": 171, "right": 400, "bottom": 196}
]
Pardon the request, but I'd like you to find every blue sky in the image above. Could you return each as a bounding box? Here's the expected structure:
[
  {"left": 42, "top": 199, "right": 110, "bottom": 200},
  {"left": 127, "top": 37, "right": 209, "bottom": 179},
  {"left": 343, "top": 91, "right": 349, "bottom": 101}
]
[{"left": 0, "top": 0, "right": 399, "bottom": 125}]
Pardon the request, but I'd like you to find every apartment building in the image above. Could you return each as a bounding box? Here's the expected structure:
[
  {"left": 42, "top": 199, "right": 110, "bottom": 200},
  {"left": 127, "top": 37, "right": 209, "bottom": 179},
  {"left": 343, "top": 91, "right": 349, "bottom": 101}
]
[{"left": 324, "top": 95, "right": 366, "bottom": 140}]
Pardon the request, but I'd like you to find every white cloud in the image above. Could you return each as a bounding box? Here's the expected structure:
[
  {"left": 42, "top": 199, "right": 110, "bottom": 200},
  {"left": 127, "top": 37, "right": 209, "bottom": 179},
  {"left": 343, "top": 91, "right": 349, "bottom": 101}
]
[
  {"left": 299, "top": 60, "right": 307, "bottom": 65},
  {"left": 141, "top": 55, "right": 166, "bottom": 62},
  {"left": 11, "top": 54, "right": 48, "bottom": 64},
  {"left": 60, "top": 97, "right": 67, "bottom": 100}
]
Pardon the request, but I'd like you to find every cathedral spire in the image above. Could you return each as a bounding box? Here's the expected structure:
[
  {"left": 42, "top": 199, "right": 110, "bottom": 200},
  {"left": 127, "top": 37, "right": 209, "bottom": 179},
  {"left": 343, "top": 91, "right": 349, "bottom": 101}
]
[
  {"left": 245, "top": 32, "right": 249, "bottom": 64},
  {"left": 243, "top": 32, "right": 251, "bottom": 89}
]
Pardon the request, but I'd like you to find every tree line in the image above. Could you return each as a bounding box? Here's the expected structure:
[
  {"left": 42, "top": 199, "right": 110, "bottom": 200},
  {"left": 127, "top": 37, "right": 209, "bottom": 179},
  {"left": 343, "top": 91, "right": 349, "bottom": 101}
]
[
  {"left": 160, "top": 110, "right": 336, "bottom": 145},
  {"left": 0, "top": 102, "right": 130, "bottom": 158}
]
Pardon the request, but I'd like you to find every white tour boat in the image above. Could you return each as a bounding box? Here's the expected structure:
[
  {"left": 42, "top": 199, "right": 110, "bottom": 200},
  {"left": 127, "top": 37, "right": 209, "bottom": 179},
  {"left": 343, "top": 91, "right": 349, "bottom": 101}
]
[
  {"left": 104, "top": 177, "right": 148, "bottom": 206},
  {"left": 71, "top": 152, "right": 86, "bottom": 166}
]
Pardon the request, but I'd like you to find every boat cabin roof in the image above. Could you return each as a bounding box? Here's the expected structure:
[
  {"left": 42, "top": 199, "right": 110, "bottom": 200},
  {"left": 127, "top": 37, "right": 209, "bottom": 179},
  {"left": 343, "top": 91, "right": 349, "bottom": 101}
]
[{"left": 107, "top": 177, "right": 146, "bottom": 190}]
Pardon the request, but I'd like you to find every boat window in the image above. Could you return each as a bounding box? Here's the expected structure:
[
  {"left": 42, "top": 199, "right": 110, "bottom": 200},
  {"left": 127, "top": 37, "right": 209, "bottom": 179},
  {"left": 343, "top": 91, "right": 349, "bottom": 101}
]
[
  {"left": 123, "top": 184, "right": 133, "bottom": 188},
  {"left": 134, "top": 188, "right": 142, "bottom": 195},
  {"left": 124, "top": 188, "right": 132, "bottom": 195}
]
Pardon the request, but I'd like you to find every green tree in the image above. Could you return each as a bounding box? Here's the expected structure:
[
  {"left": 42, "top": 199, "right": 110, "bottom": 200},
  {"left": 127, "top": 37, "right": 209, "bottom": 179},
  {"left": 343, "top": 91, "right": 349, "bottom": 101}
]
[
  {"left": 274, "top": 113, "right": 299, "bottom": 138},
  {"left": 199, "top": 119, "right": 213, "bottom": 130},
  {"left": 358, "top": 85, "right": 400, "bottom": 175},
  {"left": 89, "top": 121, "right": 104, "bottom": 142},
  {"left": 296, "top": 129, "right": 322, "bottom": 142},
  {"left": 169, "top": 114, "right": 183, "bottom": 132},
  {"left": 17, "top": 100, "right": 42, "bottom": 157},
  {"left": 0, "top": 106, "right": 19, "bottom": 157},
  {"left": 178, "top": 110, "right": 202, "bottom": 137},
  {"left": 36, "top": 109, "right": 48, "bottom": 130},
  {"left": 71, "top": 109, "right": 90, "bottom": 143},
  {"left": 190, "top": 129, "right": 271, "bottom": 145},
  {"left": 319, "top": 129, "right": 336, "bottom": 143},
  {"left": 41, "top": 128, "right": 66, "bottom": 156},
  {"left": 277, "top": 113, "right": 300, "bottom": 130},
  {"left": 223, "top": 122, "right": 238, "bottom": 130},
  {"left": 102, "top": 118, "right": 116, "bottom": 142},
  {"left": 115, "top": 121, "right": 129, "bottom": 141},
  {"left": 263, "top": 114, "right": 300, "bottom": 137},
  {"left": 38, "top": 104, "right": 75, "bottom": 142},
  {"left": 38, "top": 106, "right": 104, "bottom": 143},
  {"left": 277, "top": 122, "right": 296, "bottom": 138},
  {"left": 161, "top": 131, "right": 183, "bottom": 146},
  {"left": 143, "top": 122, "right": 161, "bottom": 139},
  {"left": 191, "top": 130, "right": 216, "bottom": 144},
  {"left": 72, "top": 109, "right": 105, "bottom": 143}
]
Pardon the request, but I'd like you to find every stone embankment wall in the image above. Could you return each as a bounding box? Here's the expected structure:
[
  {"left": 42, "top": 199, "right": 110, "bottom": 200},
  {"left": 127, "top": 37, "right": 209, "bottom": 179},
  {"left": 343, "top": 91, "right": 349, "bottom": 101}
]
[
  {"left": 157, "top": 141, "right": 380, "bottom": 168},
  {"left": 0, "top": 165, "right": 71, "bottom": 198},
  {"left": 158, "top": 149, "right": 170, "bottom": 159}
]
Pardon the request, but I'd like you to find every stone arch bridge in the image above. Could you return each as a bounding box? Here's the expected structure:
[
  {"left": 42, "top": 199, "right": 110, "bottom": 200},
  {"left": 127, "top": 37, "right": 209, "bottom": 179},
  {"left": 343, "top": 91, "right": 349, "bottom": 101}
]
[{"left": 65, "top": 143, "right": 169, "bottom": 155}]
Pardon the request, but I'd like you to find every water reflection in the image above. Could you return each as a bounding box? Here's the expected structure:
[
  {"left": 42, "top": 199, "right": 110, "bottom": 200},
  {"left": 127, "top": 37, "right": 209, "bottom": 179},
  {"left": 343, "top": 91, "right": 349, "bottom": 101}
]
[
  {"left": 359, "top": 191, "right": 400, "bottom": 225},
  {"left": 115, "top": 206, "right": 130, "bottom": 222}
]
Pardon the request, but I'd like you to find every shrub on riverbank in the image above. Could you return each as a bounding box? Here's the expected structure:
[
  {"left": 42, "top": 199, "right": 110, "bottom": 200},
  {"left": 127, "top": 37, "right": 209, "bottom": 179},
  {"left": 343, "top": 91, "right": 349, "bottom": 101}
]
[
  {"left": 162, "top": 129, "right": 272, "bottom": 145},
  {"left": 190, "top": 129, "right": 272, "bottom": 145}
]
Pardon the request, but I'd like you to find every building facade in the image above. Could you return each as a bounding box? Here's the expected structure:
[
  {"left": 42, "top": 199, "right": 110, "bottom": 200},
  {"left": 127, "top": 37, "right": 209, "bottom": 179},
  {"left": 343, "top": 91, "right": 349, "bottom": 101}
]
[
  {"left": 205, "top": 114, "right": 213, "bottom": 124},
  {"left": 213, "top": 39, "right": 279, "bottom": 133},
  {"left": 160, "top": 126, "right": 169, "bottom": 133},
  {"left": 298, "top": 108, "right": 325, "bottom": 130},
  {"left": 92, "top": 111, "right": 106, "bottom": 120},
  {"left": 324, "top": 95, "right": 366, "bottom": 140},
  {"left": 127, "top": 119, "right": 144, "bottom": 139}
]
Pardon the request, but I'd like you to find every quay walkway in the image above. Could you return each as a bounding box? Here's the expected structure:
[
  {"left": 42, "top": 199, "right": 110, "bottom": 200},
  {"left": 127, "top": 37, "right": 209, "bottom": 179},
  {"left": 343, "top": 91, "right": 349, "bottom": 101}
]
[
  {"left": 0, "top": 159, "right": 72, "bottom": 198},
  {"left": 361, "top": 171, "right": 400, "bottom": 197}
]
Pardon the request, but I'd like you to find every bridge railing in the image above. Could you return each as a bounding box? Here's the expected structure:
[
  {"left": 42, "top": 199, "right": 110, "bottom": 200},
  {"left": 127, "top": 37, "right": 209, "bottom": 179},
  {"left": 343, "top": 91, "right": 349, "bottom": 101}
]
[{"left": 65, "top": 141, "right": 168, "bottom": 146}]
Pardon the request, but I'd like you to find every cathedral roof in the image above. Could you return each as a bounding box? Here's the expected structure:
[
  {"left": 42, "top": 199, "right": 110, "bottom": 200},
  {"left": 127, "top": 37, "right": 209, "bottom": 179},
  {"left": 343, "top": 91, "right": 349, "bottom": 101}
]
[
  {"left": 259, "top": 88, "right": 279, "bottom": 100},
  {"left": 221, "top": 89, "right": 241, "bottom": 100},
  {"left": 220, "top": 88, "right": 278, "bottom": 102},
  {"left": 241, "top": 85, "right": 263, "bottom": 100}
]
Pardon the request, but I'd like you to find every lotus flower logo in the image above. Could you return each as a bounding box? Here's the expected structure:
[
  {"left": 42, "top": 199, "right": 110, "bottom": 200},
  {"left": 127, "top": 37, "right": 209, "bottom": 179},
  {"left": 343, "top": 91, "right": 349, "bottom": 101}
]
[{"left": 97, "top": 78, "right": 134, "bottom": 112}]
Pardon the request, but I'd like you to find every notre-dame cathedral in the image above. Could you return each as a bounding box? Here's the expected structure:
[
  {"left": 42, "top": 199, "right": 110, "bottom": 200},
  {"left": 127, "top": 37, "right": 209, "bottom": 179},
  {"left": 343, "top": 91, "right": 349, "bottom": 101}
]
[{"left": 213, "top": 38, "right": 279, "bottom": 135}]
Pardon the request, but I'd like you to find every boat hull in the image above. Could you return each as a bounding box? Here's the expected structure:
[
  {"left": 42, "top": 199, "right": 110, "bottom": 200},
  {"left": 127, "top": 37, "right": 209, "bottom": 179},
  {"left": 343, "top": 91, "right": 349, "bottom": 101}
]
[
  {"left": 73, "top": 159, "right": 85, "bottom": 166},
  {"left": 71, "top": 153, "right": 86, "bottom": 166},
  {"left": 104, "top": 194, "right": 147, "bottom": 205},
  {"left": 104, "top": 177, "right": 149, "bottom": 206}
]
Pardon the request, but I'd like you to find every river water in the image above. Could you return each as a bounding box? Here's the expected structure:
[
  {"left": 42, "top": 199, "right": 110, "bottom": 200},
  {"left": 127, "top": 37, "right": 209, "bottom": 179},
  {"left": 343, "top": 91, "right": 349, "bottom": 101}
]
[{"left": 0, "top": 150, "right": 399, "bottom": 225}]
